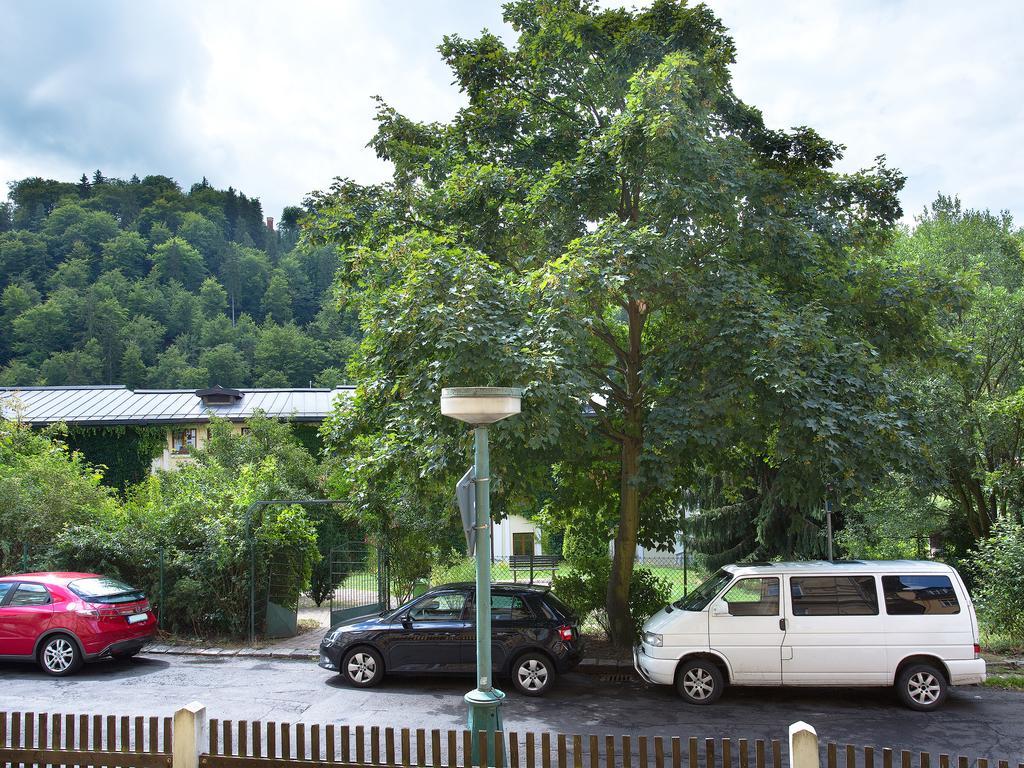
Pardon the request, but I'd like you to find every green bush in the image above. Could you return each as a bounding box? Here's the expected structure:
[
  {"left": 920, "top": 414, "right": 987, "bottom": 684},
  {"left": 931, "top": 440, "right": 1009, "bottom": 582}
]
[
  {"left": 553, "top": 558, "right": 671, "bottom": 641},
  {"left": 971, "top": 518, "right": 1024, "bottom": 644}
]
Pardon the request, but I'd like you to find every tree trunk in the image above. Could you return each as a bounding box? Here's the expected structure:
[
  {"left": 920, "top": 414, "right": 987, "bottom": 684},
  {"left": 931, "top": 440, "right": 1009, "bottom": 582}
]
[{"left": 608, "top": 435, "right": 641, "bottom": 647}]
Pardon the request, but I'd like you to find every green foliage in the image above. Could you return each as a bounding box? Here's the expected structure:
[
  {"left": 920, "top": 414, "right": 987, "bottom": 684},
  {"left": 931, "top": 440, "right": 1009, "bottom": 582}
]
[
  {"left": 0, "top": 172, "right": 359, "bottom": 389},
  {"left": 60, "top": 424, "right": 166, "bottom": 490},
  {"left": 552, "top": 559, "right": 671, "bottom": 641},
  {"left": 971, "top": 518, "right": 1024, "bottom": 644}
]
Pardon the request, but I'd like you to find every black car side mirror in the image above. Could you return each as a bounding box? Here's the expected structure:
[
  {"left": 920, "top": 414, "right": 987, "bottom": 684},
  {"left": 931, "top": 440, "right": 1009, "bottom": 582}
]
[{"left": 401, "top": 614, "right": 412, "bottom": 628}]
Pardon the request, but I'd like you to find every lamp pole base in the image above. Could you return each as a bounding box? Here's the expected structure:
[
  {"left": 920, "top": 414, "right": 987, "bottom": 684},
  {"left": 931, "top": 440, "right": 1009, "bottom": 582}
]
[{"left": 465, "top": 687, "right": 505, "bottom": 766}]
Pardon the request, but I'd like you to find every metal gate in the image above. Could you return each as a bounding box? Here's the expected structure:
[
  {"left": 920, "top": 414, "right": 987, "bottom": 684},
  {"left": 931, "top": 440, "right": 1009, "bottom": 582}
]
[{"left": 328, "top": 538, "right": 390, "bottom": 627}]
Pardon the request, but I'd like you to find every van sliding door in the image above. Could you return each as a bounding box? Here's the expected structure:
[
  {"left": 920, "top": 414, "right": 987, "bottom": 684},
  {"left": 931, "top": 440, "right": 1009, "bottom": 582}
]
[
  {"left": 782, "top": 575, "right": 886, "bottom": 685},
  {"left": 707, "top": 576, "right": 784, "bottom": 684}
]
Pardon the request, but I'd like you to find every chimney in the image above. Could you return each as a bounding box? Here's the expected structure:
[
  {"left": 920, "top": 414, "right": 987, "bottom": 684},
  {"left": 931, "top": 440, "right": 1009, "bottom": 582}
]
[{"left": 266, "top": 216, "right": 274, "bottom": 232}]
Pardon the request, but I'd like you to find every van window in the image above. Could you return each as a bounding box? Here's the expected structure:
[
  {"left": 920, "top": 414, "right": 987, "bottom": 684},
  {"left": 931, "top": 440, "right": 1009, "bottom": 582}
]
[
  {"left": 674, "top": 570, "right": 733, "bottom": 611},
  {"left": 790, "top": 576, "right": 878, "bottom": 616},
  {"left": 723, "top": 577, "right": 779, "bottom": 616},
  {"left": 882, "top": 575, "right": 960, "bottom": 615}
]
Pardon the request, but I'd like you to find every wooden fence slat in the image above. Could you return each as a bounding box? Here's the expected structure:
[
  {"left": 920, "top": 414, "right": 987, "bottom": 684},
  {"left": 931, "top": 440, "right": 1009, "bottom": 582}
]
[
  {"left": 432, "top": 730, "right": 442, "bottom": 768},
  {"left": 495, "top": 732, "right": 505, "bottom": 768},
  {"left": 724, "top": 739, "right": 733, "bottom": 768},
  {"left": 622, "top": 736, "right": 632, "bottom": 768},
  {"left": 312, "top": 724, "right": 321, "bottom": 763},
  {"left": 883, "top": 749, "right": 894, "bottom": 768},
  {"left": 865, "top": 747, "right": 875, "bottom": 768},
  {"left": 39, "top": 712, "right": 49, "bottom": 750},
  {"left": 921, "top": 754, "right": 930, "bottom": 768},
  {"left": 638, "top": 736, "right": 648, "bottom": 768},
  {"left": 590, "top": 735, "right": 600, "bottom": 768},
  {"left": 998, "top": 761, "right": 1009, "bottom": 768},
  {"left": 463, "top": 731, "right": 472, "bottom": 768},
  {"left": 558, "top": 734, "right": 568, "bottom": 768},
  {"left": 341, "top": 725, "right": 351, "bottom": 763},
  {"left": 846, "top": 746, "right": 856, "bottom": 768},
  {"left": 902, "top": 751, "right": 912, "bottom": 768},
  {"left": 543, "top": 733, "right": 552, "bottom": 768},
  {"left": 268, "top": 721, "right": 278, "bottom": 760},
  {"left": 327, "top": 724, "right": 336, "bottom": 763},
  {"left": 772, "top": 741, "right": 782, "bottom": 768},
  {"left": 371, "top": 725, "right": 380, "bottom": 765},
  {"left": 120, "top": 715, "right": 130, "bottom": 753},
  {"left": 25, "top": 711, "right": 34, "bottom": 749},
  {"left": 938, "top": 756, "right": 949, "bottom": 768},
  {"left": 672, "top": 737, "right": 681, "bottom": 768},
  {"left": 828, "top": 743, "right": 838, "bottom": 768},
  {"left": 79, "top": 714, "right": 89, "bottom": 751},
  {"left": 979, "top": 760, "right": 989, "bottom": 768},
  {"left": 297, "top": 722, "right": 306, "bottom": 761},
  {"left": 690, "top": 738, "right": 700, "bottom": 768},
  {"left": 239, "top": 720, "right": 249, "bottom": 758},
  {"left": 448, "top": 731, "right": 458, "bottom": 768},
  {"left": 134, "top": 716, "right": 143, "bottom": 755},
  {"left": 210, "top": 718, "right": 220, "bottom": 754},
  {"left": 417, "top": 729, "right": 427, "bottom": 768},
  {"left": 706, "top": 739, "right": 715, "bottom": 768},
  {"left": 53, "top": 711, "right": 63, "bottom": 751},
  {"left": 0, "top": 711, "right": 6, "bottom": 749},
  {"left": 356, "top": 725, "right": 365, "bottom": 765},
  {"left": 164, "top": 717, "right": 173, "bottom": 754},
  {"left": 386, "top": 727, "right": 395, "bottom": 766},
  {"left": 480, "top": 731, "right": 491, "bottom": 768},
  {"left": 655, "top": 737, "right": 665, "bottom": 768},
  {"left": 106, "top": 714, "right": 116, "bottom": 751},
  {"left": 739, "top": 740, "right": 749, "bottom": 768},
  {"left": 253, "top": 721, "right": 262, "bottom": 759},
  {"left": 606, "top": 736, "right": 615, "bottom": 768},
  {"left": 282, "top": 722, "right": 292, "bottom": 761},
  {"left": 93, "top": 714, "right": 103, "bottom": 752},
  {"left": 402, "top": 728, "right": 412, "bottom": 767}
]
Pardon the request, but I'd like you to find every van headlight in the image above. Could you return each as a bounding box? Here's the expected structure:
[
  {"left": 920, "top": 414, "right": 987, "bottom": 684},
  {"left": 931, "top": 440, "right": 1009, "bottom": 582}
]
[{"left": 643, "top": 631, "right": 663, "bottom": 647}]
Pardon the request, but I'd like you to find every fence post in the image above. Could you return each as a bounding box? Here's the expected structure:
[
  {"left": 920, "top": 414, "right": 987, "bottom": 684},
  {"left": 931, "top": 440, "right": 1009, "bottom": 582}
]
[
  {"left": 173, "top": 702, "right": 208, "bottom": 768},
  {"left": 789, "top": 722, "right": 820, "bottom": 768},
  {"left": 21, "top": 542, "right": 28, "bottom": 572}
]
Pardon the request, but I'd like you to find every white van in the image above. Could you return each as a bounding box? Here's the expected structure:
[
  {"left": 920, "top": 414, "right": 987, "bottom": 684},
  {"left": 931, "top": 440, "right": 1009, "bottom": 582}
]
[{"left": 634, "top": 560, "right": 985, "bottom": 710}]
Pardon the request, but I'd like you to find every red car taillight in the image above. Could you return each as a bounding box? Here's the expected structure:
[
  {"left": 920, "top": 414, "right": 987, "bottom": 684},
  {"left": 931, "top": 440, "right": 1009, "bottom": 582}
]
[
  {"left": 974, "top": 643, "right": 981, "bottom": 659},
  {"left": 558, "top": 625, "right": 574, "bottom": 642},
  {"left": 74, "top": 602, "right": 120, "bottom": 619}
]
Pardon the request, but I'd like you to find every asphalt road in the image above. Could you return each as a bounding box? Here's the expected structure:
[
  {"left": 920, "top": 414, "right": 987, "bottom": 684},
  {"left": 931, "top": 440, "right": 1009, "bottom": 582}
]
[{"left": 0, "top": 655, "right": 1021, "bottom": 763}]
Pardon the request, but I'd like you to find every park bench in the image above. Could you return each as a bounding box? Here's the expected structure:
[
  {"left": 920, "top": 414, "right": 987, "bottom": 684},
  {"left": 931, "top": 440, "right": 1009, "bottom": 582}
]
[{"left": 509, "top": 553, "right": 560, "bottom": 583}]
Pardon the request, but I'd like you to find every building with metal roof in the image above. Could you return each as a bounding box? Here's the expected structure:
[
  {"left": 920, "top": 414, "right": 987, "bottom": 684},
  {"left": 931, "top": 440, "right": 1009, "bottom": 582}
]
[{"left": 0, "top": 384, "right": 354, "bottom": 473}]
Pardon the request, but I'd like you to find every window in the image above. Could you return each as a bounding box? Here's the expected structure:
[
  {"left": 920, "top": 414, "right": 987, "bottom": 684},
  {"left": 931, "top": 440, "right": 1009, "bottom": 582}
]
[
  {"left": 9, "top": 583, "right": 50, "bottom": 607},
  {"left": 0, "top": 582, "right": 11, "bottom": 604},
  {"left": 408, "top": 592, "right": 467, "bottom": 622},
  {"left": 470, "top": 594, "right": 534, "bottom": 621},
  {"left": 722, "top": 577, "right": 779, "bottom": 616},
  {"left": 675, "top": 570, "right": 733, "bottom": 611},
  {"left": 68, "top": 577, "right": 144, "bottom": 604},
  {"left": 883, "top": 575, "right": 960, "bottom": 615},
  {"left": 240, "top": 427, "right": 251, "bottom": 436},
  {"left": 790, "top": 576, "right": 878, "bottom": 616},
  {"left": 171, "top": 429, "right": 197, "bottom": 455}
]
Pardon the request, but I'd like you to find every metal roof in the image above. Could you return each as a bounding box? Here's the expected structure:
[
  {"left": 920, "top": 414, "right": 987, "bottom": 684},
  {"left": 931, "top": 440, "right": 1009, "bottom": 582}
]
[{"left": 0, "top": 385, "right": 354, "bottom": 426}]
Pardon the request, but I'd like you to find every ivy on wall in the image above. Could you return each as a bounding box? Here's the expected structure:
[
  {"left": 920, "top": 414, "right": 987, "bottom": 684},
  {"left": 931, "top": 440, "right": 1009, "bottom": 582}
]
[{"left": 59, "top": 425, "right": 166, "bottom": 490}]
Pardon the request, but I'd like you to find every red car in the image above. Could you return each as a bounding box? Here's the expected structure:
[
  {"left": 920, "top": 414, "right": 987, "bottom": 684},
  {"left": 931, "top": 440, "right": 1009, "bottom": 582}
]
[{"left": 0, "top": 572, "right": 157, "bottom": 676}]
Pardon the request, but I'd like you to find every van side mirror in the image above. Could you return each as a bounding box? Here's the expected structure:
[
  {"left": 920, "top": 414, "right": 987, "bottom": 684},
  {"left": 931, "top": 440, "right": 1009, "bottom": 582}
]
[{"left": 711, "top": 600, "right": 730, "bottom": 617}]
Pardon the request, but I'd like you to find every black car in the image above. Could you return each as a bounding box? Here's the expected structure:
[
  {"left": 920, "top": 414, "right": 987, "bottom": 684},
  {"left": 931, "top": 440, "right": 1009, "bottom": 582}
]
[{"left": 318, "top": 582, "right": 583, "bottom": 696}]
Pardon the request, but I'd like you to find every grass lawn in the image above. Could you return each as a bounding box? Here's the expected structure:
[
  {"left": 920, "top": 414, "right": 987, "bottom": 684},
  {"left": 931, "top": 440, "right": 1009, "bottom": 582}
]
[{"left": 982, "top": 673, "right": 1024, "bottom": 691}]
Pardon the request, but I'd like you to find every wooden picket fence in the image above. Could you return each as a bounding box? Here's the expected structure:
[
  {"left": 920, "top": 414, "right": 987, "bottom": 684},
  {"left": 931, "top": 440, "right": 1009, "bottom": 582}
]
[{"left": 1, "top": 707, "right": 1022, "bottom": 768}]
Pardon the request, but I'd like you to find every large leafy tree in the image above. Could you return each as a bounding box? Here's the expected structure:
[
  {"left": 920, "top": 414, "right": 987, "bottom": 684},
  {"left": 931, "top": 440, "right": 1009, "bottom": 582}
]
[{"left": 310, "top": 0, "right": 918, "bottom": 643}]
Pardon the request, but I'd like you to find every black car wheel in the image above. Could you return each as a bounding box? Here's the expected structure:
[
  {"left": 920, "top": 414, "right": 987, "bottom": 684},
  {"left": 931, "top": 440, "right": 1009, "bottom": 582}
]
[
  {"left": 342, "top": 647, "right": 384, "bottom": 688},
  {"left": 512, "top": 652, "right": 555, "bottom": 696},
  {"left": 675, "top": 659, "right": 724, "bottom": 704},
  {"left": 896, "top": 663, "right": 948, "bottom": 711},
  {"left": 38, "top": 634, "right": 83, "bottom": 677}
]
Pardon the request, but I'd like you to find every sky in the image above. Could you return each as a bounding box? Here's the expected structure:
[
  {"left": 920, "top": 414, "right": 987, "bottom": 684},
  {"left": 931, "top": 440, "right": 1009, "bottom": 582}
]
[{"left": 1, "top": 1, "right": 1022, "bottom": 226}]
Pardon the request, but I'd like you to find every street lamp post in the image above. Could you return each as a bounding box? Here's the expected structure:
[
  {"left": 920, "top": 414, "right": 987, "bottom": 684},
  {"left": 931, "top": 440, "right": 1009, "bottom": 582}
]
[{"left": 441, "top": 386, "right": 522, "bottom": 760}]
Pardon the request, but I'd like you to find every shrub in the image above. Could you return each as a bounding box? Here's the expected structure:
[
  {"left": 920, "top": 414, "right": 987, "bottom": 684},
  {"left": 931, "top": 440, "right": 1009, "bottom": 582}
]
[
  {"left": 553, "top": 558, "right": 671, "bottom": 641},
  {"left": 971, "top": 518, "right": 1024, "bottom": 644}
]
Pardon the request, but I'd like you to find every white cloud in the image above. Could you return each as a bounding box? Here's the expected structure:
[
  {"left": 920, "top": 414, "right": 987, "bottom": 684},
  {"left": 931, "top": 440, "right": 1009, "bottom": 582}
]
[{"left": 2, "top": 1, "right": 1022, "bottom": 224}]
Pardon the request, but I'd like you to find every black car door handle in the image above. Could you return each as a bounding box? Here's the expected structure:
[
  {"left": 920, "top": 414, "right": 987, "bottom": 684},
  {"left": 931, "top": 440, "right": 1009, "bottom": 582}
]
[{"left": 779, "top": 618, "right": 787, "bottom": 631}]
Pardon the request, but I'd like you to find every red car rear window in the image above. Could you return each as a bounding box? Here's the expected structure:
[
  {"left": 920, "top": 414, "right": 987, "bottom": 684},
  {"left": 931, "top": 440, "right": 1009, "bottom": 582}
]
[{"left": 68, "top": 577, "right": 145, "bottom": 604}]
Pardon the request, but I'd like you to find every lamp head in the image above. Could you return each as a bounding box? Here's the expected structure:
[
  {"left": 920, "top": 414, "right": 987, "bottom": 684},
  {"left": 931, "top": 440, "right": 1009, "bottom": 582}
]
[{"left": 441, "top": 386, "right": 523, "bottom": 425}]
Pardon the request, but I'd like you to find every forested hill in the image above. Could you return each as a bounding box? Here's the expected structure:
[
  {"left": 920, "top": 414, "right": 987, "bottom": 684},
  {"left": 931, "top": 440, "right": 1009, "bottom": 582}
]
[{"left": 0, "top": 173, "right": 357, "bottom": 389}]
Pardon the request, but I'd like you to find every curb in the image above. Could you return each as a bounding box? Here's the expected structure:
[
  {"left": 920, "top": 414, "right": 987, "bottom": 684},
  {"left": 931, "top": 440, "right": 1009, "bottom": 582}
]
[{"left": 144, "top": 645, "right": 636, "bottom": 674}]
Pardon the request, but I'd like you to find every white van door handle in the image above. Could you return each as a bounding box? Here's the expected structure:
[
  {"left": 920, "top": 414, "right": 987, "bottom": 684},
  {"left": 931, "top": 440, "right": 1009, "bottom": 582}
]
[{"left": 779, "top": 618, "right": 787, "bottom": 631}]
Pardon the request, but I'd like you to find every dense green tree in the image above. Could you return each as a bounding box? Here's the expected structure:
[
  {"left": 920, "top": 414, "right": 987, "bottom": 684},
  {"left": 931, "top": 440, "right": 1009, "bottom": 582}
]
[
  {"left": 120, "top": 343, "right": 149, "bottom": 389},
  {"left": 198, "top": 343, "right": 249, "bottom": 386},
  {"left": 254, "top": 322, "right": 318, "bottom": 386},
  {"left": 40, "top": 342, "right": 104, "bottom": 385},
  {"left": 307, "top": 0, "right": 915, "bottom": 644},
  {"left": 198, "top": 277, "right": 229, "bottom": 318},
  {"left": 262, "top": 269, "right": 293, "bottom": 323},
  {"left": 0, "top": 230, "right": 50, "bottom": 285},
  {"left": 150, "top": 237, "right": 206, "bottom": 289},
  {"left": 0, "top": 360, "right": 39, "bottom": 386},
  {"left": 100, "top": 231, "right": 150, "bottom": 277},
  {"left": 12, "top": 300, "right": 72, "bottom": 365}
]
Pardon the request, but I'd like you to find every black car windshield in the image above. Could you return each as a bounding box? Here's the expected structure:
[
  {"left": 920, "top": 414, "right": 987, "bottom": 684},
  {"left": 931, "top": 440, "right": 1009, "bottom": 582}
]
[
  {"left": 673, "top": 570, "right": 733, "bottom": 611},
  {"left": 68, "top": 577, "right": 144, "bottom": 604}
]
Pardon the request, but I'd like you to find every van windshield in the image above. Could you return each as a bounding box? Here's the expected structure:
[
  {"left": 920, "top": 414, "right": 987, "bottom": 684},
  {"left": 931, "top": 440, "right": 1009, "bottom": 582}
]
[{"left": 673, "top": 570, "right": 733, "bottom": 611}]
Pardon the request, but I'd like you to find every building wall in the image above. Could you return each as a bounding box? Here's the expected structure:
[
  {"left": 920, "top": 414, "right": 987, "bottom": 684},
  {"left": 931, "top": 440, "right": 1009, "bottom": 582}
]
[
  {"left": 492, "top": 514, "right": 542, "bottom": 559},
  {"left": 150, "top": 422, "right": 249, "bottom": 473}
]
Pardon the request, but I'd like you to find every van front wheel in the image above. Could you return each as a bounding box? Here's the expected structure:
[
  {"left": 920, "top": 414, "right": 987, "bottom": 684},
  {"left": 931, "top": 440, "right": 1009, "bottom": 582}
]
[
  {"left": 676, "top": 659, "right": 724, "bottom": 705},
  {"left": 896, "top": 664, "right": 948, "bottom": 711}
]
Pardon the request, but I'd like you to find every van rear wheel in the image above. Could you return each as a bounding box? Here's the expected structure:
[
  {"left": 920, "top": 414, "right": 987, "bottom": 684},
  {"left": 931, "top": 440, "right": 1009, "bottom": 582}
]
[
  {"left": 896, "top": 663, "right": 948, "bottom": 711},
  {"left": 675, "top": 659, "right": 724, "bottom": 705}
]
